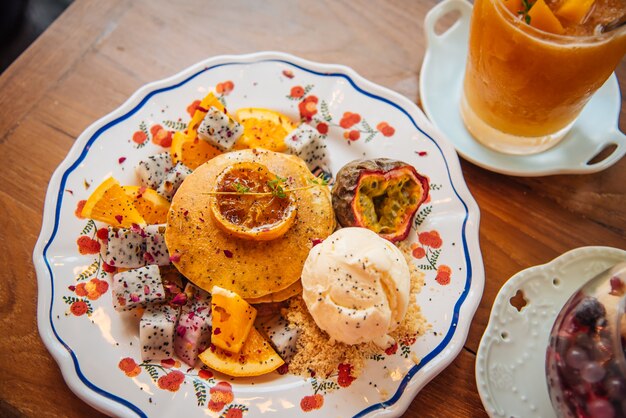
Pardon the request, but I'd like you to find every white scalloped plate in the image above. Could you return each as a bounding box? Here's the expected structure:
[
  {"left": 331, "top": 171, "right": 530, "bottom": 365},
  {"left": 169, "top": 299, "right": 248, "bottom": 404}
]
[
  {"left": 33, "top": 52, "right": 483, "bottom": 417},
  {"left": 420, "top": 0, "right": 626, "bottom": 176},
  {"left": 476, "top": 246, "right": 626, "bottom": 418}
]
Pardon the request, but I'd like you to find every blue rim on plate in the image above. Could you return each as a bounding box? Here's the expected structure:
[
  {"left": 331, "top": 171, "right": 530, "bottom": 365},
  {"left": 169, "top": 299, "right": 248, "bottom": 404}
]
[{"left": 34, "top": 52, "right": 484, "bottom": 417}]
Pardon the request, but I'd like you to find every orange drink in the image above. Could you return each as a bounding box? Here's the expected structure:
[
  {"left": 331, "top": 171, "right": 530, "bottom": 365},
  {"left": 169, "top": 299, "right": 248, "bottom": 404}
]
[{"left": 461, "top": 0, "right": 626, "bottom": 154}]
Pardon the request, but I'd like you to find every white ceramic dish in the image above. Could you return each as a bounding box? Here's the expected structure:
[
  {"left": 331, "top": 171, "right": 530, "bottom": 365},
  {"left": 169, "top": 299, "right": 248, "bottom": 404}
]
[
  {"left": 476, "top": 246, "right": 626, "bottom": 418},
  {"left": 420, "top": 0, "right": 626, "bottom": 177},
  {"left": 33, "top": 52, "right": 483, "bottom": 417}
]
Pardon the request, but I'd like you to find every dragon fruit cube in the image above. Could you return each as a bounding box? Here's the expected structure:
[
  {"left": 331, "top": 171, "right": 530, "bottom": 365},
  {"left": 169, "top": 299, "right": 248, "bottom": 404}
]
[
  {"left": 156, "top": 162, "right": 192, "bottom": 201},
  {"left": 112, "top": 265, "right": 166, "bottom": 311},
  {"left": 283, "top": 124, "right": 329, "bottom": 172},
  {"left": 100, "top": 226, "right": 146, "bottom": 268},
  {"left": 256, "top": 314, "right": 300, "bottom": 362},
  {"left": 144, "top": 224, "right": 170, "bottom": 266},
  {"left": 174, "top": 283, "right": 213, "bottom": 366},
  {"left": 140, "top": 303, "right": 180, "bottom": 361},
  {"left": 197, "top": 106, "right": 243, "bottom": 151},
  {"left": 135, "top": 152, "right": 173, "bottom": 190}
]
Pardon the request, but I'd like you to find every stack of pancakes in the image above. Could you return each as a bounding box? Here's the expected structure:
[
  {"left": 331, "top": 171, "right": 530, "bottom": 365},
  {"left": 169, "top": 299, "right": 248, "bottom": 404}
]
[{"left": 165, "top": 149, "right": 335, "bottom": 301}]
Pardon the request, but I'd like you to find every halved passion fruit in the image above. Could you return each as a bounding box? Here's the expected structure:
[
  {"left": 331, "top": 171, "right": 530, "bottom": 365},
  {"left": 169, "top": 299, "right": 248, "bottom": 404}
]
[
  {"left": 332, "top": 159, "right": 429, "bottom": 242},
  {"left": 209, "top": 161, "right": 297, "bottom": 241}
]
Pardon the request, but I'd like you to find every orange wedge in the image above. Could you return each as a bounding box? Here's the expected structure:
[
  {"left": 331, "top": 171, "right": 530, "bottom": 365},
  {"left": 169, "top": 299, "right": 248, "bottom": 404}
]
[
  {"left": 210, "top": 286, "right": 257, "bottom": 353},
  {"left": 209, "top": 162, "right": 297, "bottom": 241},
  {"left": 122, "top": 186, "right": 170, "bottom": 224},
  {"left": 81, "top": 177, "right": 146, "bottom": 227},
  {"left": 234, "top": 108, "right": 297, "bottom": 152},
  {"left": 199, "top": 327, "right": 284, "bottom": 377},
  {"left": 187, "top": 92, "right": 226, "bottom": 140},
  {"left": 171, "top": 92, "right": 225, "bottom": 168},
  {"left": 171, "top": 131, "right": 222, "bottom": 170}
]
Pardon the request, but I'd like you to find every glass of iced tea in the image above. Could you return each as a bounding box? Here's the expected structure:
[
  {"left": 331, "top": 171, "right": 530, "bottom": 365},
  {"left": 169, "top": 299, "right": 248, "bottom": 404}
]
[{"left": 461, "top": 0, "right": 626, "bottom": 155}]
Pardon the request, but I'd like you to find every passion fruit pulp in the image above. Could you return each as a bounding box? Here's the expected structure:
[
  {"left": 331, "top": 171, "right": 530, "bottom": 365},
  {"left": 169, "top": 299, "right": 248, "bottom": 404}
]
[
  {"left": 332, "top": 159, "right": 429, "bottom": 242},
  {"left": 210, "top": 162, "right": 297, "bottom": 241}
]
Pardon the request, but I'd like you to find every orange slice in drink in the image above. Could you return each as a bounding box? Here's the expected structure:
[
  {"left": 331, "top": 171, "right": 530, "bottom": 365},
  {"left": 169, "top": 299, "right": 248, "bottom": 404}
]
[
  {"left": 555, "top": 0, "right": 595, "bottom": 24},
  {"left": 528, "top": 0, "right": 565, "bottom": 34},
  {"left": 122, "top": 186, "right": 170, "bottom": 224},
  {"left": 198, "top": 326, "right": 284, "bottom": 377},
  {"left": 502, "top": 0, "right": 523, "bottom": 15},
  {"left": 81, "top": 177, "right": 146, "bottom": 227},
  {"left": 209, "top": 161, "right": 297, "bottom": 241},
  {"left": 234, "top": 108, "right": 297, "bottom": 152}
]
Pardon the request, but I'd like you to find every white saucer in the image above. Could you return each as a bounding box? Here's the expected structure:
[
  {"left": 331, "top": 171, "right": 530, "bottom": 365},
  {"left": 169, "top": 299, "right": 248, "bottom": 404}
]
[
  {"left": 420, "top": 0, "right": 626, "bottom": 176},
  {"left": 476, "top": 246, "right": 626, "bottom": 418}
]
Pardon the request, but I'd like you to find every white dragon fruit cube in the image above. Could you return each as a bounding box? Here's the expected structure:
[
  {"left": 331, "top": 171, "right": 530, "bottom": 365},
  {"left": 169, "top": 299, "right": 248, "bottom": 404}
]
[
  {"left": 283, "top": 124, "right": 329, "bottom": 172},
  {"left": 135, "top": 152, "right": 173, "bottom": 190},
  {"left": 156, "top": 162, "right": 192, "bottom": 201},
  {"left": 256, "top": 314, "right": 300, "bottom": 362},
  {"left": 100, "top": 226, "right": 146, "bottom": 268},
  {"left": 174, "top": 283, "right": 213, "bottom": 366},
  {"left": 140, "top": 303, "right": 180, "bottom": 361},
  {"left": 144, "top": 224, "right": 170, "bottom": 266},
  {"left": 197, "top": 106, "right": 243, "bottom": 151},
  {"left": 112, "top": 265, "right": 166, "bottom": 311}
]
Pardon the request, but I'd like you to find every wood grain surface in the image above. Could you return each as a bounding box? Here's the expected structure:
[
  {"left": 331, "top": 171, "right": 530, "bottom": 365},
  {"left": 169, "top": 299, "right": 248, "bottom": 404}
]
[{"left": 1, "top": 0, "right": 624, "bottom": 417}]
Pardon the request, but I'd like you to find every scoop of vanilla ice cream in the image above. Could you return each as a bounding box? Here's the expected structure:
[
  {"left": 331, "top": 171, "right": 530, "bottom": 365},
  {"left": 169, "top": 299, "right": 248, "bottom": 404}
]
[{"left": 301, "top": 227, "right": 410, "bottom": 347}]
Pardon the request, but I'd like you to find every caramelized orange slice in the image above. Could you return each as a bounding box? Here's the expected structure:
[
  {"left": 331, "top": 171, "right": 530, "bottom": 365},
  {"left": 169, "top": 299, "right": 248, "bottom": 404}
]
[
  {"left": 209, "top": 161, "right": 297, "bottom": 241},
  {"left": 199, "top": 327, "right": 284, "bottom": 377},
  {"left": 81, "top": 177, "right": 146, "bottom": 227},
  {"left": 122, "top": 186, "right": 170, "bottom": 224}
]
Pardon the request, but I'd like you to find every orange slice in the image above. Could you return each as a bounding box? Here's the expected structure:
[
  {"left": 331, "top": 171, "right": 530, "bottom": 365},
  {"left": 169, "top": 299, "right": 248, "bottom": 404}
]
[
  {"left": 502, "top": 0, "right": 522, "bottom": 15},
  {"left": 555, "top": 0, "right": 595, "bottom": 24},
  {"left": 209, "top": 162, "right": 297, "bottom": 241},
  {"left": 210, "top": 286, "right": 257, "bottom": 353},
  {"left": 171, "top": 92, "right": 225, "bottom": 168},
  {"left": 81, "top": 177, "right": 146, "bottom": 227},
  {"left": 199, "top": 327, "right": 284, "bottom": 377},
  {"left": 234, "top": 108, "right": 297, "bottom": 152},
  {"left": 171, "top": 131, "right": 222, "bottom": 170},
  {"left": 528, "top": 0, "right": 565, "bottom": 34},
  {"left": 187, "top": 92, "right": 226, "bottom": 141},
  {"left": 122, "top": 186, "right": 170, "bottom": 224}
]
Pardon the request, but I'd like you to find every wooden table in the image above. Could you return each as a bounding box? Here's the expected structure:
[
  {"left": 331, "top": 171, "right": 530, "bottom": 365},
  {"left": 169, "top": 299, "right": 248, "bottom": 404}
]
[{"left": 1, "top": 0, "right": 624, "bottom": 416}]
